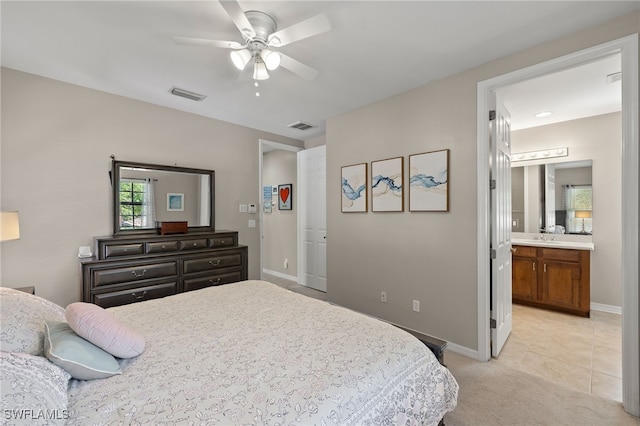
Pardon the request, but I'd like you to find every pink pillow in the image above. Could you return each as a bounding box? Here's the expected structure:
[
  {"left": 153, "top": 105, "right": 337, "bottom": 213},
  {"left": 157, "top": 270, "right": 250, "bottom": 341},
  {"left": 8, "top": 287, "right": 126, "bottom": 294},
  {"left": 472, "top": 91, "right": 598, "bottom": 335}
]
[{"left": 65, "top": 302, "right": 145, "bottom": 359}]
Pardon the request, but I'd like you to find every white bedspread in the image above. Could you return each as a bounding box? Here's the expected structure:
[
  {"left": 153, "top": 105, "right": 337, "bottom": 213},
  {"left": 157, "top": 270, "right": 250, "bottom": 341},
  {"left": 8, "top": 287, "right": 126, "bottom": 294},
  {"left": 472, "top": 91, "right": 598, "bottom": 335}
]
[{"left": 67, "top": 280, "right": 457, "bottom": 425}]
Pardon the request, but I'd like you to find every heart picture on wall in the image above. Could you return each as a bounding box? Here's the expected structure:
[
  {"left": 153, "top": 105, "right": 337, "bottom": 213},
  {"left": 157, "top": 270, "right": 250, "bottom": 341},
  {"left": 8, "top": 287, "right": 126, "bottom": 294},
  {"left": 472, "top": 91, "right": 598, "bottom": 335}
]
[{"left": 278, "top": 184, "right": 292, "bottom": 210}]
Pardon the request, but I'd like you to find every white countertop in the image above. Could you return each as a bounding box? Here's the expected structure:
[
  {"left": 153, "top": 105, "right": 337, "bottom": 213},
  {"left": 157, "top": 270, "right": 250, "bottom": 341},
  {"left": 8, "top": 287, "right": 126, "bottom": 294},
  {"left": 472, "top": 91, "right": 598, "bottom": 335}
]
[{"left": 512, "top": 238, "right": 595, "bottom": 251}]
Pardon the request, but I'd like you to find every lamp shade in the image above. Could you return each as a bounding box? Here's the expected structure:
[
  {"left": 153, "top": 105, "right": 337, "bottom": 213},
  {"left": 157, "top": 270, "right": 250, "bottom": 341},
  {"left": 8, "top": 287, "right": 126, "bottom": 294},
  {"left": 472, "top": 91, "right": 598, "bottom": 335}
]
[
  {"left": 253, "top": 59, "right": 269, "bottom": 80},
  {"left": 0, "top": 211, "right": 20, "bottom": 241},
  {"left": 260, "top": 49, "right": 281, "bottom": 71},
  {"left": 230, "top": 49, "right": 252, "bottom": 70},
  {"left": 575, "top": 210, "right": 592, "bottom": 219}
]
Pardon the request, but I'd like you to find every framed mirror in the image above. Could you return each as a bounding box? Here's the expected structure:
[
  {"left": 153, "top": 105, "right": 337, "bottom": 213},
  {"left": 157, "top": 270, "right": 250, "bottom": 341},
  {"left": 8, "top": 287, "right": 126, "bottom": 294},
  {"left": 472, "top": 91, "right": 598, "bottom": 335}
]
[
  {"left": 112, "top": 160, "right": 215, "bottom": 235},
  {"left": 512, "top": 160, "right": 592, "bottom": 234}
]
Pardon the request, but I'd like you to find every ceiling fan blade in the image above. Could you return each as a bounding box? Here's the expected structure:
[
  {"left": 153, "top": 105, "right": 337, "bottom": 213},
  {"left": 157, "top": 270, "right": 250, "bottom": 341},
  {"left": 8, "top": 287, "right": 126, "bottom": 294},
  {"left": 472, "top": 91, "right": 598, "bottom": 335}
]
[
  {"left": 173, "top": 37, "right": 243, "bottom": 49},
  {"left": 218, "top": 0, "right": 255, "bottom": 39},
  {"left": 279, "top": 53, "right": 319, "bottom": 80},
  {"left": 268, "top": 14, "right": 330, "bottom": 47}
]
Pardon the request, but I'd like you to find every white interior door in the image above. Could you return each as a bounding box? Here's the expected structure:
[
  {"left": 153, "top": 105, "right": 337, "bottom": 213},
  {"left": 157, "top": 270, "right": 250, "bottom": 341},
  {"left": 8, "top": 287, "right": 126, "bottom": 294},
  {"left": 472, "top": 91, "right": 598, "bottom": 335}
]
[
  {"left": 298, "top": 145, "right": 327, "bottom": 292},
  {"left": 490, "top": 93, "right": 513, "bottom": 357}
]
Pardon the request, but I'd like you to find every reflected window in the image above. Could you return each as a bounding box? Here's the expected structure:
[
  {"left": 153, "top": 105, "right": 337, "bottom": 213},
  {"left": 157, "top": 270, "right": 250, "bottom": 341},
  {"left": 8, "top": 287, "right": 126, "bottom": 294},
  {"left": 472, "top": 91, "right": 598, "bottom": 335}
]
[
  {"left": 562, "top": 184, "right": 592, "bottom": 234},
  {"left": 119, "top": 179, "right": 156, "bottom": 229}
]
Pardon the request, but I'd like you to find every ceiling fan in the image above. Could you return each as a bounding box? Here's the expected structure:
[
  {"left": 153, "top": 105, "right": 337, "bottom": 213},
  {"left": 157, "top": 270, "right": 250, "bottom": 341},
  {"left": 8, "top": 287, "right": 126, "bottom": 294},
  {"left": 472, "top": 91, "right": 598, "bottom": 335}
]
[{"left": 174, "top": 1, "right": 331, "bottom": 81}]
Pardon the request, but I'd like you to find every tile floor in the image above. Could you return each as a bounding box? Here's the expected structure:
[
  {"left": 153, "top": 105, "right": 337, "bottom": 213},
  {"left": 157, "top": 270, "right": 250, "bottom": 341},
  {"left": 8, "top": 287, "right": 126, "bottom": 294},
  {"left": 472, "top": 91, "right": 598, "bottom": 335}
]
[
  {"left": 261, "top": 274, "right": 623, "bottom": 402},
  {"left": 494, "top": 303, "right": 622, "bottom": 402}
]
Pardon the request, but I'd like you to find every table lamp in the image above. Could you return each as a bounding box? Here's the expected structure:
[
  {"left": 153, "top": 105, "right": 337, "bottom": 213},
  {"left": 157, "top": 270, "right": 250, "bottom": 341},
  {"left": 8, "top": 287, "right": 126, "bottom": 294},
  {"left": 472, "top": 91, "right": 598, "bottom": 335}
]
[
  {"left": 0, "top": 211, "right": 20, "bottom": 241},
  {"left": 574, "top": 210, "right": 592, "bottom": 234}
]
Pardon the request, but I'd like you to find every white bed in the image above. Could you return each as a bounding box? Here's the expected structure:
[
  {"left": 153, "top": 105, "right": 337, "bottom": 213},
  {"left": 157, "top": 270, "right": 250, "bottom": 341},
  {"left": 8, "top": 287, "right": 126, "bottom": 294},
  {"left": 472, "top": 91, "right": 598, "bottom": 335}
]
[{"left": 1, "top": 281, "right": 458, "bottom": 425}]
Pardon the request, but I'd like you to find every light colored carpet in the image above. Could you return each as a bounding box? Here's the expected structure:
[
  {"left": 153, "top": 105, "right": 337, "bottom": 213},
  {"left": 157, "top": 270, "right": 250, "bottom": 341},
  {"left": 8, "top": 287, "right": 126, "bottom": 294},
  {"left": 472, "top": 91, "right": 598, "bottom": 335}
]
[{"left": 444, "top": 352, "right": 639, "bottom": 426}]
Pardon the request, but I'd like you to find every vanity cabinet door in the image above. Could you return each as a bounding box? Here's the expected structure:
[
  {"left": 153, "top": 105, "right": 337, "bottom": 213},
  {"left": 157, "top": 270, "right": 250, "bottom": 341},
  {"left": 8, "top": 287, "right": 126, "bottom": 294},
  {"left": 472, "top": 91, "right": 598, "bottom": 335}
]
[{"left": 512, "top": 256, "right": 537, "bottom": 302}]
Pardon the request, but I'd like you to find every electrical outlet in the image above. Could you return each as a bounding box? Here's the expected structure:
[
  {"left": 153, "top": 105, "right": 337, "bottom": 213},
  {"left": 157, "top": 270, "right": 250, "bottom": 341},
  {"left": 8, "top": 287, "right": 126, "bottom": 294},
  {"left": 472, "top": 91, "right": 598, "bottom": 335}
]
[
  {"left": 284, "top": 258, "right": 288, "bottom": 269},
  {"left": 412, "top": 300, "right": 420, "bottom": 312},
  {"left": 380, "top": 292, "right": 387, "bottom": 303}
]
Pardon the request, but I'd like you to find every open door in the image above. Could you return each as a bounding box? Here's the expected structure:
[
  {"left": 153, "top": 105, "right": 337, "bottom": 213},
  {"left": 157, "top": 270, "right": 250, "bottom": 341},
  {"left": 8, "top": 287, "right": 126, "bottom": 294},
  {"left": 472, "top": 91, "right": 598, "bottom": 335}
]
[
  {"left": 298, "top": 145, "right": 327, "bottom": 292},
  {"left": 490, "top": 93, "right": 513, "bottom": 357}
]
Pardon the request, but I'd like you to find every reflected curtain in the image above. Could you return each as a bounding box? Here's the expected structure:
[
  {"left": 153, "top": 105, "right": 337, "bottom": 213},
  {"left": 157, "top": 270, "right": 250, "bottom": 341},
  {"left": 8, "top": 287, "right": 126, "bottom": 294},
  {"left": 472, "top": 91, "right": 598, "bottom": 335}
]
[
  {"left": 562, "top": 184, "right": 592, "bottom": 233},
  {"left": 143, "top": 178, "right": 156, "bottom": 227}
]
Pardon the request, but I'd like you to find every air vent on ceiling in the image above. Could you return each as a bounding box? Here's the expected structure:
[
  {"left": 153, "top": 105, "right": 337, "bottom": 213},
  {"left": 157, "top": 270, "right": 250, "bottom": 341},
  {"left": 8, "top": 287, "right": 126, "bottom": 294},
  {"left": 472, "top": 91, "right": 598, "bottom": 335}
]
[
  {"left": 170, "top": 87, "right": 207, "bottom": 101},
  {"left": 606, "top": 72, "right": 622, "bottom": 84},
  {"left": 287, "top": 121, "right": 317, "bottom": 131}
]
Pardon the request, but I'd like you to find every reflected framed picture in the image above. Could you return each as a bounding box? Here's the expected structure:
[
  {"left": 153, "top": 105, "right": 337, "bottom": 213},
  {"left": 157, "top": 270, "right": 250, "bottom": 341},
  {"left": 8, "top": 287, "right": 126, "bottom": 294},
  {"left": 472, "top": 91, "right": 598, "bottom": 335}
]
[
  {"left": 167, "top": 193, "right": 184, "bottom": 211},
  {"left": 278, "top": 184, "right": 292, "bottom": 210},
  {"left": 371, "top": 157, "right": 404, "bottom": 212},
  {"left": 341, "top": 163, "right": 368, "bottom": 213},
  {"left": 409, "top": 149, "right": 449, "bottom": 212}
]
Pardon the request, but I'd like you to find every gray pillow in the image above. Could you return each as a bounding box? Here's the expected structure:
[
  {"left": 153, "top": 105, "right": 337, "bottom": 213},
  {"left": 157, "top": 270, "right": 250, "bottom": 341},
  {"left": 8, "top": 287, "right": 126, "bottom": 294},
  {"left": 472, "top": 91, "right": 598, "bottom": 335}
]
[
  {"left": 44, "top": 321, "right": 122, "bottom": 380},
  {"left": 0, "top": 351, "right": 70, "bottom": 425},
  {"left": 0, "top": 287, "right": 65, "bottom": 355}
]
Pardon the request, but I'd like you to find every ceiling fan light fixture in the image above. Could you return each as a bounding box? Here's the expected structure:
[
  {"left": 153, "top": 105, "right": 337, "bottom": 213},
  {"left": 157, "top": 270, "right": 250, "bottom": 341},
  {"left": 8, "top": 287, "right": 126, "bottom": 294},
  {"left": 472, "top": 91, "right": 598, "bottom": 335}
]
[
  {"left": 253, "top": 59, "right": 269, "bottom": 80},
  {"left": 230, "top": 49, "right": 252, "bottom": 70},
  {"left": 261, "top": 49, "right": 281, "bottom": 70}
]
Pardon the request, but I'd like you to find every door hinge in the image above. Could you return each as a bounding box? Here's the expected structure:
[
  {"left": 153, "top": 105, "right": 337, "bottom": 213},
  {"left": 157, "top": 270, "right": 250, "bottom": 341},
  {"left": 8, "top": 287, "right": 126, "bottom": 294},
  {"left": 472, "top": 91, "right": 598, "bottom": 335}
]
[
  {"left": 489, "top": 110, "right": 496, "bottom": 121},
  {"left": 490, "top": 318, "right": 497, "bottom": 329},
  {"left": 490, "top": 179, "right": 496, "bottom": 190},
  {"left": 490, "top": 249, "right": 497, "bottom": 259}
]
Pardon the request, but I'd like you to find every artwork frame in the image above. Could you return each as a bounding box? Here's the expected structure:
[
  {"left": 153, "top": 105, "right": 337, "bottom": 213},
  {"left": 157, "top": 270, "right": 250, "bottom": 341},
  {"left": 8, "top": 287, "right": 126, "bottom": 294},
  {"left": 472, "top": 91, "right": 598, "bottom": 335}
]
[
  {"left": 167, "top": 193, "right": 184, "bottom": 212},
  {"left": 278, "top": 184, "right": 293, "bottom": 210},
  {"left": 371, "top": 156, "right": 404, "bottom": 212},
  {"left": 341, "top": 163, "right": 368, "bottom": 213},
  {"left": 409, "top": 149, "right": 449, "bottom": 212}
]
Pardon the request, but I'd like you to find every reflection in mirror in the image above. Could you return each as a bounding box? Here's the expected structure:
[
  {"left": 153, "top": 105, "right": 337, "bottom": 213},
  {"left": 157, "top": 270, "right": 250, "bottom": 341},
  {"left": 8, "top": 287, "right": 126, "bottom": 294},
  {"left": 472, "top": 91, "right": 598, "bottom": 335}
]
[
  {"left": 113, "top": 160, "right": 214, "bottom": 235},
  {"left": 512, "top": 160, "right": 592, "bottom": 235}
]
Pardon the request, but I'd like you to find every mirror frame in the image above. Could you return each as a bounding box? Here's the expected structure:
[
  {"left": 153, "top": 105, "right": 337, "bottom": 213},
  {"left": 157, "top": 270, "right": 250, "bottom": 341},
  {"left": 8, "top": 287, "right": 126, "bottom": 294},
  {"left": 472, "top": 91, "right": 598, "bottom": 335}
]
[{"left": 112, "top": 160, "right": 215, "bottom": 235}]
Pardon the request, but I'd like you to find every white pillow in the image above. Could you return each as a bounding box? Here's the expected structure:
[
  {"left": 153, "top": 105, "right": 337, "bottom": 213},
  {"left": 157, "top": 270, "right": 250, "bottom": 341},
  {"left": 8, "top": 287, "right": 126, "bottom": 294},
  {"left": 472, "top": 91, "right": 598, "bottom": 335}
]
[
  {"left": 65, "top": 302, "right": 145, "bottom": 358},
  {"left": 0, "top": 351, "right": 70, "bottom": 425},
  {"left": 44, "top": 321, "right": 122, "bottom": 380},
  {"left": 0, "top": 287, "right": 66, "bottom": 355}
]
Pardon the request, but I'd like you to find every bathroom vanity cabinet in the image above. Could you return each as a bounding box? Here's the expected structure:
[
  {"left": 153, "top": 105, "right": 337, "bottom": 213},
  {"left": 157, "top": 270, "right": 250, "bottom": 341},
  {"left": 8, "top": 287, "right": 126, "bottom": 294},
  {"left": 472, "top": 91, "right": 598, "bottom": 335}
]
[{"left": 512, "top": 245, "right": 590, "bottom": 317}]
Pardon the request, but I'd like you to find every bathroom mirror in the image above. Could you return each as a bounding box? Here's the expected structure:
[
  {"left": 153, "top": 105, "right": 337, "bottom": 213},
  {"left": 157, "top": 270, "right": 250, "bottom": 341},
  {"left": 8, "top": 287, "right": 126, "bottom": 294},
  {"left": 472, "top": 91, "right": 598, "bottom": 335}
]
[
  {"left": 112, "top": 160, "right": 215, "bottom": 235},
  {"left": 512, "top": 160, "right": 592, "bottom": 234}
]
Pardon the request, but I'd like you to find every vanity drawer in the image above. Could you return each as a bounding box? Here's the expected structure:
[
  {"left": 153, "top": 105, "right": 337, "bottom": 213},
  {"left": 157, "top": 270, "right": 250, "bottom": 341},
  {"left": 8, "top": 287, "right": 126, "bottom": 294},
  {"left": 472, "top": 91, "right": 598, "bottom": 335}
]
[
  {"left": 542, "top": 248, "right": 580, "bottom": 262},
  {"left": 92, "top": 261, "right": 178, "bottom": 287},
  {"left": 179, "top": 239, "right": 209, "bottom": 251},
  {"left": 92, "top": 281, "right": 177, "bottom": 308},
  {"left": 210, "top": 235, "right": 235, "bottom": 248},
  {"left": 183, "top": 270, "right": 244, "bottom": 292},
  {"left": 183, "top": 253, "right": 243, "bottom": 274},
  {"left": 512, "top": 245, "right": 537, "bottom": 258},
  {"left": 146, "top": 241, "right": 179, "bottom": 254},
  {"left": 104, "top": 243, "right": 144, "bottom": 258}
]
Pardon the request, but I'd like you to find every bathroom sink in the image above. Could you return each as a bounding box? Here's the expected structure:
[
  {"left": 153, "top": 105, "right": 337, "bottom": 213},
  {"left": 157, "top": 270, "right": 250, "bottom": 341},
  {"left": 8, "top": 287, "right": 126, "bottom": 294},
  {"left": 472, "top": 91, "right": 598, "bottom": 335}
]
[{"left": 511, "top": 238, "right": 594, "bottom": 250}]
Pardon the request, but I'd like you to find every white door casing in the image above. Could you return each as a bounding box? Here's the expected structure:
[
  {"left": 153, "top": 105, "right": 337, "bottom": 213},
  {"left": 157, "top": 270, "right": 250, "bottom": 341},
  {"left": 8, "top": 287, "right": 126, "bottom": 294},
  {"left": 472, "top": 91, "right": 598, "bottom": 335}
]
[
  {"left": 298, "top": 145, "right": 327, "bottom": 292},
  {"left": 490, "top": 94, "right": 513, "bottom": 357},
  {"left": 544, "top": 164, "right": 556, "bottom": 232}
]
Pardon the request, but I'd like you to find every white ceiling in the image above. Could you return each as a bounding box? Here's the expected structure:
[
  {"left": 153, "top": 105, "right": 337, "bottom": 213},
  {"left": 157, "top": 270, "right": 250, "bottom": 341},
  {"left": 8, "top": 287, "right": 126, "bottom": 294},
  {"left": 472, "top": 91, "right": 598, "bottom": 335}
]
[{"left": 1, "top": 1, "right": 637, "bottom": 141}]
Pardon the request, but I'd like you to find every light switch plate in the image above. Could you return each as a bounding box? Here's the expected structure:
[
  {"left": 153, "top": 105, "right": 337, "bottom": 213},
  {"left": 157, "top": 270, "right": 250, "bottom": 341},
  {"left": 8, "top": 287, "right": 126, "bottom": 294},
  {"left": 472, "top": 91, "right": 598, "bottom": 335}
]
[
  {"left": 239, "top": 204, "right": 248, "bottom": 213},
  {"left": 248, "top": 219, "right": 256, "bottom": 228}
]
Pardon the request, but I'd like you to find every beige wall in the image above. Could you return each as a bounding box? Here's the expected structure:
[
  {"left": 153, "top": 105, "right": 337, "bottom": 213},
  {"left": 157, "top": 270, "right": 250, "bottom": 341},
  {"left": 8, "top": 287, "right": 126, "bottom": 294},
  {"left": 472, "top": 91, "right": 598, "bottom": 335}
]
[
  {"left": 262, "top": 149, "right": 298, "bottom": 277},
  {"left": 0, "top": 68, "right": 302, "bottom": 307},
  {"left": 512, "top": 113, "right": 621, "bottom": 307},
  {"left": 326, "top": 12, "right": 638, "bottom": 351}
]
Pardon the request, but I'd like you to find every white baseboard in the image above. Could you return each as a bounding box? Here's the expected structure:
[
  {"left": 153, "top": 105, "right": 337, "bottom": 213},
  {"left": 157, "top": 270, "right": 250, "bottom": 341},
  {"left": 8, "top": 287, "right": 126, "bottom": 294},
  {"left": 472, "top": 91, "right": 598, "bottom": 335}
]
[
  {"left": 591, "top": 302, "right": 622, "bottom": 315},
  {"left": 262, "top": 269, "right": 298, "bottom": 283},
  {"left": 445, "top": 342, "right": 480, "bottom": 360}
]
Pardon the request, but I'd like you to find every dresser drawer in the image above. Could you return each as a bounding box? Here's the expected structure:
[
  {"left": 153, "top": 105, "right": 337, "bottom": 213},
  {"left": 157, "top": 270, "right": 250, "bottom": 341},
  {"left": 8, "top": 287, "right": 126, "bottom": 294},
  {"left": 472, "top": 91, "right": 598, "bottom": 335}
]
[
  {"left": 179, "top": 239, "right": 208, "bottom": 251},
  {"left": 92, "top": 281, "right": 177, "bottom": 308},
  {"left": 183, "top": 253, "right": 243, "bottom": 274},
  {"left": 104, "top": 243, "right": 144, "bottom": 258},
  {"left": 183, "top": 270, "right": 244, "bottom": 292},
  {"left": 210, "top": 235, "right": 235, "bottom": 248},
  {"left": 92, "top": 261, "right": 178, "bottom": 287},
  {"left": 146, "top": 241, "right": 179, "bottom": 254}
]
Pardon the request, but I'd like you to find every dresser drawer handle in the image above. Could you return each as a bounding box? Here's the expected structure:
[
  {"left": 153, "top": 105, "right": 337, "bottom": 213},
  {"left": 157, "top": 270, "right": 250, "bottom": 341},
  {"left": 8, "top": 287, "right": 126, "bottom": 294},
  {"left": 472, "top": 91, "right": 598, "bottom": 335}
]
[
  {"left": 209, "top": 260, "right": 221, "bottom": 267},
  {"left": 209, "top": 278, "right": 222, "bottom": 285},
  {"left": 193, "top": 242, "right": 198, "bottom": 247},
  {"left": 132, "top": 291, "right": 147, "bottom": 300},
  {"left": 131, "top": 269, "right": 147, "bottom": 277}
]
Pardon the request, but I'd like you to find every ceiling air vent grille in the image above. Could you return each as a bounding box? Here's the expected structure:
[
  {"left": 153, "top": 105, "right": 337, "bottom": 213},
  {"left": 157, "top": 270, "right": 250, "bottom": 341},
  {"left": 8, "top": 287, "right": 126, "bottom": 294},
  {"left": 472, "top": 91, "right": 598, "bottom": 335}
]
[
  {"left": 287, "top": 121, "right": 316, "bottom": 131},
  {"left": 170, "top": 87, "right": 207, "bottom": 101},
  {"left": 606, "top": 72, "right": 622, "bottom": 84}
]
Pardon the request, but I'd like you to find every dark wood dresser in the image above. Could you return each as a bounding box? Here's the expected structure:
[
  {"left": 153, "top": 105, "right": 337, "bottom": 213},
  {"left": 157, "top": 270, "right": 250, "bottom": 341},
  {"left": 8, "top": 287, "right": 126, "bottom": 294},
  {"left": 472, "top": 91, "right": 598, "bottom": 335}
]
[{"left": 80, "top": 231, "right": 247, "bottom": 308}]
